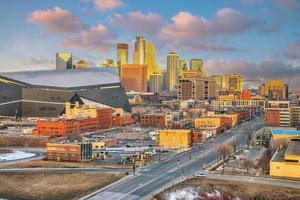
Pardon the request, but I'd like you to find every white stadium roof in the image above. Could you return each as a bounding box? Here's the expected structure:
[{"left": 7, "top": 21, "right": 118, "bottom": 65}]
[{"left": 0, "top": 68, "right": 120, "bottom": 88}]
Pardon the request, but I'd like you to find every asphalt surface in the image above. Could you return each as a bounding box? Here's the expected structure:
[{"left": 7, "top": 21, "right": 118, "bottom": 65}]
[
  {"left": 207, "top": 173, "right": 300, "bottom": 189},
  {"left": 79, "top": 118, "right": 264, "bottom": 200}
]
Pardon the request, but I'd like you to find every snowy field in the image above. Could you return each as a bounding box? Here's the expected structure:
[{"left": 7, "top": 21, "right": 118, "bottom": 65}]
[{"left": 0, "top": 150, "right": 35, "bottom": 162}]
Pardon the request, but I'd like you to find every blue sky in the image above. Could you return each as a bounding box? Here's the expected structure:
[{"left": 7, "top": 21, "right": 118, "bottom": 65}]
[{"left": 0, "top": 0, "right": 300, "bottom": 88}]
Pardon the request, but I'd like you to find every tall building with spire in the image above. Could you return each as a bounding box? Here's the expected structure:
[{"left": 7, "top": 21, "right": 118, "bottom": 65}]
[
  {"left": 167, "top": 52, "right": 179, "bottom": 92},
  {"left": 133, "top": 36, "right": 145, "bottom": 64},
  {"left": 145, "top": 42, "right": 158, "bottom": 80},
  {"left": 56, "top": 53, "right": 73, "bottom": 70}
]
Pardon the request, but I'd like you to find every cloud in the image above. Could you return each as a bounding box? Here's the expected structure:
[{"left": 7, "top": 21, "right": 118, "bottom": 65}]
[
  {"left": 23, "top": 57, "right": 51, "bottom": 65},
  {"left": 157, "top": 8, "right": 264, "bottom": 53},
  {"left": 61, "top": 24, "right": 116, "bottom": 54},
  {"left": 93, "top": 0, "right": 124, "bottom": 11},
  {"left": 159, "top": 8, "right": 258, "bottom": 41},
  {"left": 241, "top": 0, "right": 299, "bottom": 10},
  {"left": 27, "top": 7, "right": 86, "bottom": 34},
  {"left": 109, "top": 11, "right": 165, "bottom": 35},
  {"left": 283, "top": 40, "right": 300, "bottom": 60},
  {"left": 205, "top": 59, "right": 300, "bottom": 88}
]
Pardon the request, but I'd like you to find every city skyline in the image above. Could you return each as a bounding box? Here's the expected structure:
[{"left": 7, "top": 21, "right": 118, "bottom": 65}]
[{"left": 0, "top": 0, "right": 300, "bottom": 88}]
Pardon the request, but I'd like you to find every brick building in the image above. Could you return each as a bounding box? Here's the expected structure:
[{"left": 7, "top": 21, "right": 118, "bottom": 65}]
[
  {"left": 140, "top": 113, "right": 166, "bottom": 128},
  {"left": 46, "top": 142, "right": 92, "bottom": 162},
  {"left": 32, "top": 107, "right": 113, "bottom": 137}
]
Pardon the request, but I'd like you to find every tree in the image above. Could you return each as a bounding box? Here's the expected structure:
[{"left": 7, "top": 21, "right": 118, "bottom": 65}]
[
  {"left": 65, "top": 132, "right": 82, "bottom": 141},
  {"left": 256, "top": 148, "right": 272, "bottom": 174},
  {"left": 217, "top": 143, "right": 233, "bottom": 174},
  {"left": 242, "top": 159, "right": 253, "bottom": 174}
]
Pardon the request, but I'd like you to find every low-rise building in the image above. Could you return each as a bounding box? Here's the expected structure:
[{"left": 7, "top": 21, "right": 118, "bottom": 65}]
[
  {"left": 32, "top": 103, "right": 113, "bottom": 137},
  {"left": 46, "top": 142, "right": 92, "bottom": 162},
  {"left": 194, "top": 116, "right": 227, "bottom": 136},
  {"left": 157, "top": 129, "right": 192, "bottom": 149},
  {"left": 140, "top": 113, "right": 166, "bottom": 128},
  {"left": 270, "top": 139, "right": 300, "bottom": 178},
  {"left": 264, "top": 101, "right": 290, "bottom": 127}
]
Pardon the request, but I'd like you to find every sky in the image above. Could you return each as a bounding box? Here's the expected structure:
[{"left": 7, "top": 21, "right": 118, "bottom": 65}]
[{"left": 0, "top": 0, "right": 300, "bottom": 89}]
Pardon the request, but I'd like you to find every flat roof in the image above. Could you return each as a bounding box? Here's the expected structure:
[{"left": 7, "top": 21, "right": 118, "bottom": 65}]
[
  {"left": 0, "top": 68, "right": 119, "bottom": 89},
  {"left": 271, "top": 129, "right": 300, "bottom": 135},
  {"left": 286, "top": 140, "right": 300, "bottom": 156}
]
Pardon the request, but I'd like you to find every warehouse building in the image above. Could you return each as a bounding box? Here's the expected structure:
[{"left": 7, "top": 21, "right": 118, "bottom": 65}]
[{"left": 0, "top": 68, "right": 130, "bottom": 117}]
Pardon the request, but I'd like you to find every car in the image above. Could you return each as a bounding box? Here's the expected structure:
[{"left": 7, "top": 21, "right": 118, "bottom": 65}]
[{"left": 195, "top": 172, "right": 207, "bottom": 178}]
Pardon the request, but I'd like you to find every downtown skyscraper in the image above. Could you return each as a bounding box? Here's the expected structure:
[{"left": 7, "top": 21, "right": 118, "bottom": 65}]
[
  {"left": 167, "top": 52, "right": 179, "bottom": 92},
  {"left": 133, "top": 36, "right": 145, "bottom": 64}
]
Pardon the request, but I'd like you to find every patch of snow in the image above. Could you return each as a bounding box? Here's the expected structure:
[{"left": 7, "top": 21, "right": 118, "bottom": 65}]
[
  {"left": 0, "top": 150, "right": 35, "bottom": 161},
  {"left": 166, "top": 186, "right": 200, "bottom": 200}
]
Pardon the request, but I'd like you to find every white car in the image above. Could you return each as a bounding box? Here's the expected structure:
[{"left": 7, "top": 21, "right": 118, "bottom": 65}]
[{"left": 195, "top": 172, "right": 207, "bottom": 178}]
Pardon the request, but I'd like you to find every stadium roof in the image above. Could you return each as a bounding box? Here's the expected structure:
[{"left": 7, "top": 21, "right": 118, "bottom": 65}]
[
  {"left": 0, "top": 68, "right": 120, "bottom": 88},
  {"left": 271, "top": 129, "right": 300, "bottom": 135}
]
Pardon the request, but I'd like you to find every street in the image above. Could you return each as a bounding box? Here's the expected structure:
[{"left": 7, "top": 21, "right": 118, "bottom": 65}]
[{"left": 78, "top": 118, "right": 263, "bottom": 200}]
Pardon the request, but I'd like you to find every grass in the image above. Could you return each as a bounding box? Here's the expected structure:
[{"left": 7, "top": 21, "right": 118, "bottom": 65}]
[
  {"left": 0, "top": 172, "right": 124, "bottom": 200},
  {"left": 1, "top": 159, "right": 132, "bottom": 169},
  {"left": 0, "top": 149, "right": 12, "bottom": 154},
  {"left": 155, "top": 179, "right": 300, "bottom": 200}
]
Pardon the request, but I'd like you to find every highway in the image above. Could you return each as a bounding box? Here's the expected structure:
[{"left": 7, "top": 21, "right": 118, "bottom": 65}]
[{"left": 78, "top": 118, "right": 263, "bottom": 200}]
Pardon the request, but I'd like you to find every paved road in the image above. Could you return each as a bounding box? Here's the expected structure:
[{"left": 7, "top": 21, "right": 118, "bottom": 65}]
[
  {"left": 79, "top": 118, "right": 263, "bottom": 200},
  {"left": 207, "top": 173, "right": 300, "bottom": 189}
]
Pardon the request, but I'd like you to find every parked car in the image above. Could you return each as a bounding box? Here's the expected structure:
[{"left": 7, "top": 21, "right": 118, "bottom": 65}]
[{"left": 195, "top": 172, "right": 207, "bottom": 178}]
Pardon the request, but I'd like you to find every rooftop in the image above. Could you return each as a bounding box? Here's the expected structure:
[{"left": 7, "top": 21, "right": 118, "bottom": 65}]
[
  {"left": 286, "top": 139, "right": 300, "bottom": 156},
  {"left": 271, "top": 129, "right": 300, "bottom": 136},
  {"left": 0, "top": 68, "right": 119, "bottom": 89}
]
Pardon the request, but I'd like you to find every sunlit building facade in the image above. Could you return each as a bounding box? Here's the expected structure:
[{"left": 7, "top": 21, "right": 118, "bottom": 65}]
[
  {"left": 259, "top": 80, "right": 288, "bottom": 100},
  {"left": 121, "top": 64, "right": 147, "bottom": 92},
  {"left": 149, "top": 72, "right": 163, "bottom": 93},
  {"left": 117, "top": 43, "right": 128, "bottom": 74},
  {"left": 178, "top": 77, "right": 216, "bottom": 100},
  {"left": 145, "top": 42, "right": 158, "bottom": 80},
  {"left": 167, "top": 52, "right": 179, "bottom": 92},
  {"left": 212, "top": 75, "right": 223, "bottom": 91},
  {"left": 133, "top": 36, "right": 145, "bottom": 64},
  {"left": 75, "top": 60, "right": 88, "bottom": 69},
  {"left": 56, "top": 52, "right": 73, "bottom": 70},
  {"left": 190, "top": 59, "right": 203, "bottom": 72},
  {"left": 224, "top": 73, "right": 243, "bottom": 92}
]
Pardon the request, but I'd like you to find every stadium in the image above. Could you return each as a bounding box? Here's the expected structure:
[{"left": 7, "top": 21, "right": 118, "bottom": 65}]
[{"left": 0, "top": 68, "right": 130, "bottom": 117}]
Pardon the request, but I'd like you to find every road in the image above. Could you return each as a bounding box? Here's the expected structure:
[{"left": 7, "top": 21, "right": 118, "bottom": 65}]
[
  {"left": 207, "top": 173, "right": 300, "bottom": 189},
  {"left": 79, "top": 118, "right": 263, "bottom": 200}
]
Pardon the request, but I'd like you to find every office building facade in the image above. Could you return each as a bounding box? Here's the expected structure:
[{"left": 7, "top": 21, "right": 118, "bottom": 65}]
[
  {"left": 167, "top": 52, "right": 179, "bottom": 92},
  {"left": 56, "top": 52, "right": 73, "bottom": 70}
]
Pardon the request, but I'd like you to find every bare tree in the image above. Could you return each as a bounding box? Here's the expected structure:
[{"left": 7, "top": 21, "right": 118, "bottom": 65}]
[
  {"left": 65, "top": 132, "right": 82, "bottom": 142},
  {"left": 256, "top": 148, "right": 272, "bottom": 174},
  {"left": 242, "top": 159, "right": 253, "bottom": 174},
  {"left": 217, "top": 143, "right": 233, "bottom": 174}
]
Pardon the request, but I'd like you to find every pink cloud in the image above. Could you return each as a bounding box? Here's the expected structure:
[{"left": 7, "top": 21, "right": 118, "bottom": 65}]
[
  {"left": 109, "top": 11, "right": 165, "bottom": 35},
  {"left": 93, "top": 0, "right": 124, "bottom": 11},
  {"left": 27, "top": 7, "right": 86, "bottom": 33},
  {"left": 159, "top": 8, "right": 258, "bottom": 41},
  {"left": 61, "top": 24, "right": 116, "bottom": 53}
]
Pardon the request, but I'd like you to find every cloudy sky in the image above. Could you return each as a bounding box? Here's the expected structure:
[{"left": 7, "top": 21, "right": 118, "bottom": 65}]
[{"left": 0, "top": 0, "right": 300, "bottom": 88}]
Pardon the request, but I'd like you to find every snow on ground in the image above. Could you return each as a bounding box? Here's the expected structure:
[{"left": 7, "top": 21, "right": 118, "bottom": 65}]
[
  {"left": 165, "top": 186, "right": 200, "bottom": 200},
  {"left": 165, "top": 186, "right": 241, "bottom": 200},
  {"left": 0, "top": 150, "right": 35, "bottom": 161}
]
